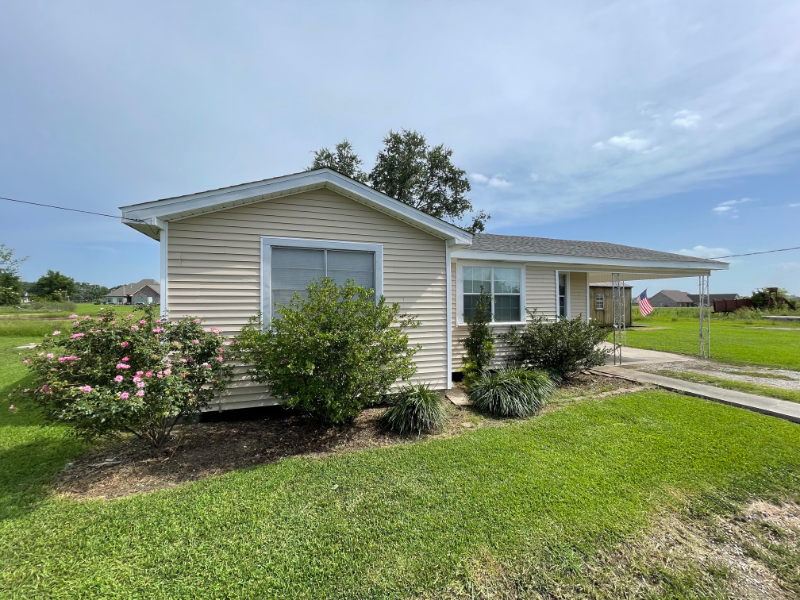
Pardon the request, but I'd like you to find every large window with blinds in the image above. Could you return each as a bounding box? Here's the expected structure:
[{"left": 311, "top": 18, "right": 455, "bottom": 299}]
[
  {"left": 262, "top": 237, "right": 383, "bottom": 323},
  {"left": 457, "top": 264, "right": 525, "bottom": 325}
]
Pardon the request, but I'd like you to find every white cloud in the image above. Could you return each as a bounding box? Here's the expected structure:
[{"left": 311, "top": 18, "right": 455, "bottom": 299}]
[
  {"left": 672, "top": 110, "right": 701, "bottom": 129},
  {"left": 789, "top": 203, "right": 800, "bottom": 208},
  {"left": 712, "top": 197, "right": 755, "bottom": 217},
  {"left": 675, "top": 246, "right": 731, "bottom": 259},
  {"left": 593, "top": 132, "right": 652, "bottom": 152},
  {"left": 470, "top": 173, "right": 489, "bottom": 184},
  {"left": 472, "top": 173, "right": 512, "bottom": 188},
  {"left": 530, "top": 173, "right": 539, "bottom": 181},
  {"left": 488, "top": 176, "right": 511, "bottom": 188}
]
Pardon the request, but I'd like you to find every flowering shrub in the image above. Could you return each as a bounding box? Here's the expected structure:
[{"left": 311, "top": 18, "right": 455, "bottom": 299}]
[{"left": 16, "top": 306, "right": 232, "bottom": 448}]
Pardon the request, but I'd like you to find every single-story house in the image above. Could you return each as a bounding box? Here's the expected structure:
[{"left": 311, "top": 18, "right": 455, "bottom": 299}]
[
  {"left": 105, "top": 279, "right": 161, "bottom": 305},
  {"left": 120, "top": 168, "right": 727, "bottom": 410},
  {"left": 589, "top": 282, "right": 632, "bottom": 326},
  {"left": 649, "top": 289, "right": 695, "bottom": 307}
]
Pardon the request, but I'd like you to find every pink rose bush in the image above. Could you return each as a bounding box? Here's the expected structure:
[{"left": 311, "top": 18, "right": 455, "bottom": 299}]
[{"left": 15, "top": 306, "right": 232, "bottom": 448}]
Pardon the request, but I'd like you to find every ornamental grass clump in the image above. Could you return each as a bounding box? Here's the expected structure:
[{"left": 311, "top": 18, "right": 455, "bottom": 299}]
[
  {"left": 381, "top": 384, "right": 447, "bottom": 436},
  {"left": 15, "top": 306, "right": 232, "bottom": 448},
  {"left": 468, "top": 366, "right": 554, "bottom": 418}
]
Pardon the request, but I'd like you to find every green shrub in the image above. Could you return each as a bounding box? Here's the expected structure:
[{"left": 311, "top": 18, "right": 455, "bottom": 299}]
[
  {"left": 228, "top": 278, "right": 420, "bottom": 425},
  {"left": 461, "top": 289, "right": 494, "bottom": 385},
  {"left": 15, "top": 306, "right": 232, "bottom": 448},
  {"left": 381, "top": 384, "right": 447, "bottom": 436},
  {"left": 503, "top": 311, "right": 610, "bottom": 379},
  {"left": 468, "top": 366, "right": 554, "bottom": 418}
]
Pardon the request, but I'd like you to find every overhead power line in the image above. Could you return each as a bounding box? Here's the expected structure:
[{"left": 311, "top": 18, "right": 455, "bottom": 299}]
[
  {"left": 3, "top": 194, "right": 799, "bottom": 259},
  {"left": 1, "top": 195, "right": 159, "bottom": 237},
  {"left": 710, "top": 246, "right": 800, "bottom": 259}
]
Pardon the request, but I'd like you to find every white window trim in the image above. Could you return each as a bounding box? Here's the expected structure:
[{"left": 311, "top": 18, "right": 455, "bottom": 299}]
[
  {"left": 261, "top": 236, "right": 384, "bottom": 326},
  {"left": 456, "top": 261, "right": 526, "bottom": 326},
  {"left": 595, "top": 292, "right": 605, "bottom": 310},
  {"left": 555, "top": 270, "right": 571, "bottom": 319}
]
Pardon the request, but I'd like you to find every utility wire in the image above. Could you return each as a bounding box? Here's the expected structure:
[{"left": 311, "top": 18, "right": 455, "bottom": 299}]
[
  {"left": 710, "top": 246, "right": 800, "bottom": 259},
  {"left": 3, "top": 194, "right": 799, "bottom": 259},
  {"left": 1, "top": 195, "right": 160, "bottom": 237}
]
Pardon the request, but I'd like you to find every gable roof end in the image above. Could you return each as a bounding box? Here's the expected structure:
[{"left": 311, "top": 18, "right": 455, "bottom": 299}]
[{"left": 120, "top": 169, "right": 473, "bottom": 246}]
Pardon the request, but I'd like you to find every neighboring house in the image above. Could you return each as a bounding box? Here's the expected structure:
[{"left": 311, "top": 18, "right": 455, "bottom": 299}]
[
  {"left": 120, "top": 168, "right": 727, "bottom": 410},
  {"left": 649, "top": 289, "right": 695, "bottom": 307},
  {"left": 589, "top": 283, "right": 632, "bottom": 326},
  {"left": 105, "top": 279, "right": 161, "bottom": 305}
]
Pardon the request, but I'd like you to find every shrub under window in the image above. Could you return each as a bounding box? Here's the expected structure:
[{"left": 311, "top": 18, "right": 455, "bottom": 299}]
[{"left": 229, "top": 277, "right": 420, "bottom": 425}]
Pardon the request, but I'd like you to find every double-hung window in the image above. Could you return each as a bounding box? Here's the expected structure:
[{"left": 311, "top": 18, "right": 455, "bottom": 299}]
[
  {"left": 558, "top": 273, "right": 568, "bottom": 318},
  {"left": 262, "top": 237, "right": 383, "bottom": 323},
  {"left": 460, "top": 265, "right": 524, "bottom": 324},
  {"left": 595, "top": 293, "right": 604, "bottom": 310}
]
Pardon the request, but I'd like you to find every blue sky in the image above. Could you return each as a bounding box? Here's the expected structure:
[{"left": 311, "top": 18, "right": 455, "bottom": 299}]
[{"left": 2, "top": 1, "right": 799, "bottom": 296}]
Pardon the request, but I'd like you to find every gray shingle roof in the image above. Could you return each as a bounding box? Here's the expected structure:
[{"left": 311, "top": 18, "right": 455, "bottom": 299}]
[
  {"left": 655, "top": 290, "right": 695, "bottom": 303},
  {"left": 469, "top": 234, "right": 720, "bottom": 264},
  {"left": 106, "top": 279, "right": 160, "bottom": 297}
]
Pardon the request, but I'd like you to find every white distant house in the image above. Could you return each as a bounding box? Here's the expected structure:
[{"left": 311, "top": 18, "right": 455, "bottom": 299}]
[{"left": 105, "top": 279, "right": 160, "bottom": 305}]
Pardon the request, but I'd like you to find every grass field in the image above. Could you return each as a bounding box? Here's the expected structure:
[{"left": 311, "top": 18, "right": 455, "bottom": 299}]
[
  {"left": 2, "top": 336, "right": 800, "bottom": 597},
  {"left": 627, "top": 308, "right": 800, "bottom": 370},
  {"left": 2, "top": 306, "right": 800, "bottom": 597}
]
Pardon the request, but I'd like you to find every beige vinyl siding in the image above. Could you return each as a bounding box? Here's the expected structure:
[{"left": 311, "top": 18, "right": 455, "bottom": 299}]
[
  {"left": 452, "top": 263, "right": 557, "bottom": 369},
  {"left": 168, "top": 188, "right": 447, "bottom": 410},
  {"left": 569, "top": 272, "right": 588, "bottom": 322}
]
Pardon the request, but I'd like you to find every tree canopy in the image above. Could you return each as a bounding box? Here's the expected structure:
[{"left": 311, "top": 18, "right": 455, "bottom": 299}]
[
  {"left": 30, "top": 270, "right": 77, "bottom": 301},
  {"left": 0, "top": 244, "right": 26, "bottom": 305},
  {"left": 309, "top": 130, "right": 490, "bottom": 233}
]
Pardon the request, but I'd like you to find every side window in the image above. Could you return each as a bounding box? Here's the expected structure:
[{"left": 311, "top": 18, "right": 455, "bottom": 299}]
[{"left": 595, "top": 293, "right": 604, "bottom": 310}]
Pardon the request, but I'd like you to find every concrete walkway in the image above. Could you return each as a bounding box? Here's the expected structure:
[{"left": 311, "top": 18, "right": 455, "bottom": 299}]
[{"left": 594, "top": 359, "right": 800, "bottom": 424}]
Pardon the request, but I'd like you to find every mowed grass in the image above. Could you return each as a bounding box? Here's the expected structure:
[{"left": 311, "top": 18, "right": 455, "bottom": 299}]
[
  {"left": 657, "top": 369, "right": 800, "bottom": 404},
  {"left": 627, "top": 309, "right": 800, "bottom": 370},
  {"left": 2, "top": 381, "right": 800, "bottom": 595}
]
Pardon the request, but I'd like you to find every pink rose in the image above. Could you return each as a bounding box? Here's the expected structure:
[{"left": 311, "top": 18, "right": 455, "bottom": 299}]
[
  {"left": 23, "top": 359, "right": 29, "bottom": 364},
  {"left": 71, "top": 333, "right": 85, "bottom": 339},
  {"left": 139, "top": 319, "right": 146, "bottom": 324},
  {"left": 216, "top": 356, "right": 223, "bottom": 362},
  {"left": 163, "top": 369, "right": 171, "bottom": 375},
  {"left": 80, "top": 386, "right": 92, "bottom": 392},
  {"left": 122, "top": 357, "right": 129, "bottom": 362},
  {"left": 8, "top": 405, "right": 14, "bottom": 410},
  {"left": 98, "top": 317, "right": 104, "bottom": 322},
  {"left": 136, "top": 371, "right": 144, "bottom": 376},
  {"left": 114, "top": 375, "right": 123, "bottom": 382},
  {"left": 130, "top": 325, "right": 139, "bottom": 331},
  {"left": 68, "top": 314, "right": 78, "bottom": 319},
  {"left": 46, "top": 353, "right": 54, "bottom": 359},
  {"left": 156, "top": 372, "right": 163, "bottom": 378},
  {"left": 145, "top": 371, "right": 153, "bottom": 378},
  {"left": 135, "top": 390, "right": 144, "bottom": 397},
  {"left": 120, "top": 392, "right": 129, "bottom": 400},
  {"left": 193, "top": 339, "right": 199, "bottom": 345},
  {"left": 193, "top": 319, "right": 201, "bottom": 323},
  {"left": 201, "top": 362, "right": 210, "bottom": 368},
  {"left": 156, "top": 319, "right": 162, "bottom": 324},
  {"left": 52, "top": 330, "right": 60, "bottom": 336},
  {"left": 121, "top": 341, "right": 129, "bottom": 348},
  {"left": 83, "top": 316, "right": 89, "bottom": 321},
  {"left": 133, "top": 376, "right": 141, "bottom": 382},
  {"left": 136, "top": 381, "right": 145, "bottom": 388},
  {"left": 180, "top": 358, "right": 187, "bottom": 363}
]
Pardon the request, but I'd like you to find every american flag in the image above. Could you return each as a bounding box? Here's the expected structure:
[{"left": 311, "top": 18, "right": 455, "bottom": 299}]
[{"left": 638, "top": 289, "right": 654, "bottom": 316}]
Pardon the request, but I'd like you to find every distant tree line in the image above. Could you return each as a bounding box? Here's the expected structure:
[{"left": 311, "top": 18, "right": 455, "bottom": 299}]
[{"left": 0, "top": 244, "right": 110, "bottom": 305}]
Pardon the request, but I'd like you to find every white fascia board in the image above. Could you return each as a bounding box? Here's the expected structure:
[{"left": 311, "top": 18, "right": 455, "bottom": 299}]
[
  {"left": 450, "top": 249, "right": 727, "bottom": 273},
  {"left": 120, "top": 169, "right": 472, "bottom": 246}
]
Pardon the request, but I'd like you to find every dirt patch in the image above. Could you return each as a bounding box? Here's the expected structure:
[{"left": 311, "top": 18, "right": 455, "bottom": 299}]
[
  {"left": 55, "top": 374, "right": 640, "bottom": 500},
  {"left": 633, "top": 359, "right": 800, "bottom": 391},
  {"left": 444, "top": 500, "right": 800, "bottom": 599}
]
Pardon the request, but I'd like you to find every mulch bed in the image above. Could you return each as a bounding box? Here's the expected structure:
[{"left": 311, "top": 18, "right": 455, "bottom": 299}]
[{"left": 54, "top": 374, "right": 642, "bottom": 500}]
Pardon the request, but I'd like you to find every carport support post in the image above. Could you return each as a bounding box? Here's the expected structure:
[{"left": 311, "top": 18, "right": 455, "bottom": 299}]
[
  {"left": 698, "top": 274, "right": 711, "bottom": 358},
  {"left": 611, "top": 273, "right": 624, "bottom": 365}
]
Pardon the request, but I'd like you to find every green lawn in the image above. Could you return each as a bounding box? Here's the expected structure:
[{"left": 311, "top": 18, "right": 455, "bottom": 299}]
[
  {"left": 2, "top": 355, "right": 800, "bottom": 596},
  {"left": 627, "top": 310, "right": 800, "bottom": 370},
  {"left": 2, "top": 312, "right": 800, "bottom": 597},
  {"left": 658, "top": 369, "right": 800, "bottom": 404}
]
